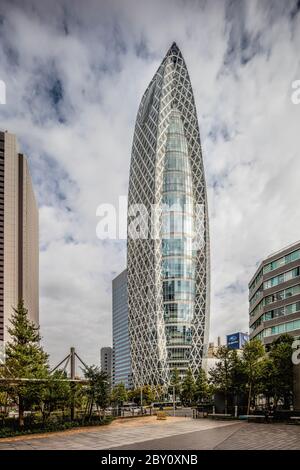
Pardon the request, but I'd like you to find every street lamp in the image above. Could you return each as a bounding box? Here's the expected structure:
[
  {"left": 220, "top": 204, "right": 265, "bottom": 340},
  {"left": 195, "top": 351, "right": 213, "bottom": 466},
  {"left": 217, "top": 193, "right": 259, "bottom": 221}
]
[
  {"left": 140, "top": 384, "right": 143, "bottom": 412},
  {"left": 172, "top": 384, "right": 176, "bottom": 417}
]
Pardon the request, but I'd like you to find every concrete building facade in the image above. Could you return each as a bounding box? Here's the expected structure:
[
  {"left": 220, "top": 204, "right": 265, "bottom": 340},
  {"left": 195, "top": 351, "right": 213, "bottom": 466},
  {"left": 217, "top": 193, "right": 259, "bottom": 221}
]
[
  {"left": 100, "top": 346, "right": 112, "bottom": 378},
  {"left": 249, "top": 241, "right": 300, "bottom": 345},
  {"left": 0, "top": 131, "right": 39, "bottom": 343}
]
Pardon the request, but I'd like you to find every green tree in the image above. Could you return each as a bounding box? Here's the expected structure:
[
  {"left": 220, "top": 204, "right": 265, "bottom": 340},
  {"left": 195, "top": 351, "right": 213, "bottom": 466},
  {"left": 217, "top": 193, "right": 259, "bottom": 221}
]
[
  {"left": 154, "top": 384, "right": 165, "bottom": 402},
  {"left": 83, "top": 366, "right": 110, "bottom": 420},
  {"left": 170, "top": 368, "right": 181, "bottom": 397},
  {"left": 241, "top": 339, "right": 265, "bottom": 414},
  {"left": 209, "top": 346, "right": 234, "bottom": 413},
  {"left": 2, "top": 300, "right": 49, "bottom": 427},
  {"left": 259, "top": 357, "right": 276, "bottom": 407},
  {"left": 128, "top": 385, "right": 155, "bottom": 405},
  {"left": 142, "top": 384, "right": 155, "bottom": 405},
  {"left": 230, "top": 349, "right": 247, "bottom": 406},
  {"left": 41, "top": 370, "right": 70, "bottom": 423},
  {"left": 268, "top": 334, "right": 294, "bottom": 408},
  {"left": 111, "top": 382, "right": 127, "bottom": 406},
  {"left": 180, "top": 368, "right": 195, "bottom": 406},
  {"left": 194, "top": 368, "right": 211, "bottom": 404}
]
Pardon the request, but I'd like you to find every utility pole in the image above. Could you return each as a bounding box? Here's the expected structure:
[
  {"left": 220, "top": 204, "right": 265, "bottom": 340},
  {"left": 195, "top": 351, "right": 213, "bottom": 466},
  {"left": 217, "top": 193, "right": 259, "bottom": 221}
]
[
  {"left": 173, "top": 384, "right": 176, "bottom": 417},
  {"left": 70, "top": 347, "right": 75, "bottom": 380},
  {"left": 70, "top": 347, "right": 76, "bottom": 421},
  {"left": 50, "top": 346, "right": 89, "bottom": 422}
]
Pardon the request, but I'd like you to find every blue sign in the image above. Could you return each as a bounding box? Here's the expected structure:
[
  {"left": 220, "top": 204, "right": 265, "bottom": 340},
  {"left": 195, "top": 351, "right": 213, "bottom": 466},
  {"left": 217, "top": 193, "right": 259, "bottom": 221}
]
[{"left": 227, "top": 332, "right": 249, "bottom": 350}]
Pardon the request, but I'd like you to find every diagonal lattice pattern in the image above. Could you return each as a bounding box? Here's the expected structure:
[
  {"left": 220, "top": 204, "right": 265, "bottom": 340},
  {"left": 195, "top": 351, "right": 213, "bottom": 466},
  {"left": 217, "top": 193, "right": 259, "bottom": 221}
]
[{"left": 127, "top": 43, "right": 210, "bottom": 388}]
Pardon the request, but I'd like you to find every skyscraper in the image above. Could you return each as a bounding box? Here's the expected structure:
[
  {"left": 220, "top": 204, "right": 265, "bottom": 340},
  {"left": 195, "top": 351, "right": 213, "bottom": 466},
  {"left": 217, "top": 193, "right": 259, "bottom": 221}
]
[
  {"left": 100, "top": 346, "right": 112, "bottom": 379},
  {"left": 0, "top": 131, "right": 39, "bottom": 343},
  {"left": 112, "top": 269, "right": 132, "bottom": 388},
  {"left": 127, "top": 43, "right": 210, "bottom": 387}
]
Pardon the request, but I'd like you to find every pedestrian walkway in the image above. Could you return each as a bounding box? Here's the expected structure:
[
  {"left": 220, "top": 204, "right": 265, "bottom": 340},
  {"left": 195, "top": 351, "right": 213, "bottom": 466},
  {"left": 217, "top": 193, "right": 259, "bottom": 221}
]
[{"left": 0, "top": 416, "right": 237, "bottom": 450}]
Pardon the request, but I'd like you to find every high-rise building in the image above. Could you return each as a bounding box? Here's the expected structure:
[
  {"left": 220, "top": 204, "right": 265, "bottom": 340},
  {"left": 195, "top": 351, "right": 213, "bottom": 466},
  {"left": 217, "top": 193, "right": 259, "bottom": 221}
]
[
  {"left": 127, "top": 43, "right": 210, "bottom": 387},
  {"left": 249, "top": 240, "right": 300, "bottom": 345},
  {"left": 112, "top": 269, "right": 132, "bottom": 388},
  {"left": 0, "top": 130, "right": 39, "bottom": 343},
  {"left": 100, "top": 346, "right": 112, "bottom": 378}
]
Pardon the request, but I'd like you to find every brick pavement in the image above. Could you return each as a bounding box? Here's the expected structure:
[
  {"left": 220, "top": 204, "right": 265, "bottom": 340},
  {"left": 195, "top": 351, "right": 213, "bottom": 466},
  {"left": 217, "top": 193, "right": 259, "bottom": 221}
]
[
  {"left": 0, "top": 417, "right": 299, "bottom": 450},
  {"left": 0, "top": 417, "right": 236, "bottom": 450}
]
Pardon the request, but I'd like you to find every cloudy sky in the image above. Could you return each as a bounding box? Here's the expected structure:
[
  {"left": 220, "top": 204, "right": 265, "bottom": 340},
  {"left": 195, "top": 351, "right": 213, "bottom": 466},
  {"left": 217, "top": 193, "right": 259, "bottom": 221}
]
[{"left": 0, "top": 0, "right": 300, "bottom": 367}]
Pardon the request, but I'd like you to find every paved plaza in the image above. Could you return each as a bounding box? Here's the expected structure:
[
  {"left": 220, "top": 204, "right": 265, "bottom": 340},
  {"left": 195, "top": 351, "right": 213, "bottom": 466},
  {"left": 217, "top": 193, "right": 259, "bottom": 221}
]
[{"left": 0, "top": 417, "right": 299, "bottom": 450}]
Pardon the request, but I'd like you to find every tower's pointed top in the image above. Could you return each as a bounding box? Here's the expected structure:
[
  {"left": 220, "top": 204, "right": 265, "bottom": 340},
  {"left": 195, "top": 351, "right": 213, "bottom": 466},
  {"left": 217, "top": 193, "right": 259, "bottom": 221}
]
[{"left": 167, "top": 41, "right": 180, "bottom": 55}]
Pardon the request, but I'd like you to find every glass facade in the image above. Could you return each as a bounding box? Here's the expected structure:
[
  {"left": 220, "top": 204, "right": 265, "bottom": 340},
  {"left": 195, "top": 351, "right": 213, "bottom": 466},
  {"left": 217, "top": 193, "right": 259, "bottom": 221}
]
[
  {"left": 250, "top": 284, "right": 300, "bottom": 318},
  {"left": 127, "top": 43, "right": 210, "bottom": 387},
  {"left": 251, "top": 301, "right": 300, "bottom": 332},
  {"left": 265, "top": 284, "right": 300, "bottom": 304},
  {"left": 162, "top": 111, "right": 195, "bottom": 377},
  {"left": 255, "top": 319, "right": 300, "bottom": 339},
  {"left": 263, "top": 249, "right": 300, "bottom": 274},
  {"left": 263, "top": 267, "right": 300, "bottom": 290},
  {"left": 249, "top": 268, "right": 263, "bottom": 295},
  {"left": 112, "top": 269, "right": 132, "bottom": 388},
  {"left": 249, "top": 284, "right": 263, "bottom": 306}
]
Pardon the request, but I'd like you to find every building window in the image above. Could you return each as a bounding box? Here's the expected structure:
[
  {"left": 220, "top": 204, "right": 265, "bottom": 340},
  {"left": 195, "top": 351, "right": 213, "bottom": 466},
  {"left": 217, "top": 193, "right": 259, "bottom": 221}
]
[{"left": 263, "top": 249, "right": 300, "bottom": 274}]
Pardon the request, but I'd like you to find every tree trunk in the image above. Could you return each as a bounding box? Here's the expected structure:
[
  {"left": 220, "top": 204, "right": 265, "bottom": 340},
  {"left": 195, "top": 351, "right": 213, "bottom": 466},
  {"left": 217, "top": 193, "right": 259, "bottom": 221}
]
[
  {"left": 70, "top": 382, "right": 76, "bottom": 421},
  {"left": 247, "top": 382, "right": 252, "bottom": 415},
  {"left": 224, "top": 391, "right": 228, "bottom": 414},
  {"left": 88, "top": 398, "right": 93, "bottom": 421},
  {"left": 19, "top": 396, "right": 24, "bottom": 427}
]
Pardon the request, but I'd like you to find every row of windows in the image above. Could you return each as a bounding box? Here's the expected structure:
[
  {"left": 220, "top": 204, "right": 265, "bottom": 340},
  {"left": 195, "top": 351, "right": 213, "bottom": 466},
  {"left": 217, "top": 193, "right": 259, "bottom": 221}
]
[
  {"left": 250, "top": 284, "right": 300, "bottom": 317},
  {"left": 255, "top": 319, "right": 300, "bottom": 339},
  {"left": 265, "top": 283, "right": 300, "bottom": 305},
  {"left": 249, "top": 248, "right": 300, "bottom": 294},
  {"left": 162, "top": 238, "right": 195, "bottom": 257},
  {"left": 250, "top": 285, "right": 263, "bottom": 307},
  {"left": 162, "top": 257, "right": 195, "bottom": 279},
  {"left": 164, "top": 152, "right": 191, "bottom": 173},
  {"left": 249, "top": 268, "right": 263, "bottom": 295},
  {"left": 167, "top": 348, "right": 190, "bottom": 360},
  {"left": 163, "top": 280, "right": 195, "bottom": 301},
  {"left": 251, "top": 301, "right": 300, "bottom": 332},
  {"left": 250, "top": 299, "right": 264, "bottom": 318},
  {"left": 161, "top": 213, "right": 194, "bottom": 236},
  {"left": 263, "top": 267, "right": 300, "bottom": 289},
  {"left": 165, "top": 325, "right": 192, "bottom": 345},
  {"left": 166, "top": 134, "right": 188, "bottom": 153},
  {"left": 164, "top": 302, "right": 193, "bottom": 322},
  {"left": 162, "top": 194, "right": 193, "bottom": 213},
  {"left": 264, "top": 300, "right": 300, "bottom": 321},
  {"left": 163, "top": 172, "right": 193, "bottom": 193},
  {"left": 263, "top": 249, "right": 300, "bottom": 274}
]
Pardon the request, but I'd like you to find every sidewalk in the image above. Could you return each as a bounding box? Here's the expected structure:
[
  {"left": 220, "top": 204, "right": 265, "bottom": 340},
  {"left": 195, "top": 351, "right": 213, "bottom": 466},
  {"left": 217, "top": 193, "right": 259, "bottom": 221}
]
[{"left": 0, "top": 417, "right": 238, "bottom": 450}]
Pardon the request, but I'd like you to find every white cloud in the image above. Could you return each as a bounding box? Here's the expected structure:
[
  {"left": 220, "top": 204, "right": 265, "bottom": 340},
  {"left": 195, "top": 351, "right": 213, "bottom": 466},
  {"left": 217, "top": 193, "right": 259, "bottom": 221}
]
[{"left": 0, "top": 0, "right": 300, "bottom": 364}]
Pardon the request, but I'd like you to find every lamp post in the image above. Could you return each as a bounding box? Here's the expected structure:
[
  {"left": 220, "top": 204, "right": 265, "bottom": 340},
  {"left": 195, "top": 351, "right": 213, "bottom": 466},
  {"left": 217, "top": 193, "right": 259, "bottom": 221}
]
[
  {"left": 173, "top": 384, "right": 176, "bottom": 417},
  {"left": 140, "top": 384, "right": 143, "bottom": 412}
]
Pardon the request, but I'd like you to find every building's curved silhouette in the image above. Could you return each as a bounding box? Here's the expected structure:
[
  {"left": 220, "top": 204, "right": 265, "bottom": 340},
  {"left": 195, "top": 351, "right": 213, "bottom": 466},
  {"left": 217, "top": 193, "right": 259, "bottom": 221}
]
[{"left": 127, "top": 43, "right": 210, "bottom": 387}]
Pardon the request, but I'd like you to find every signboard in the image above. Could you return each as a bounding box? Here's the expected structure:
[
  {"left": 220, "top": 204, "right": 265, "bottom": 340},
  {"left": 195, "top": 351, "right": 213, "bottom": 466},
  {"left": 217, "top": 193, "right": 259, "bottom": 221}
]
[{"left": 226, "top": 332, "right": 249, "bottom": 350}]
